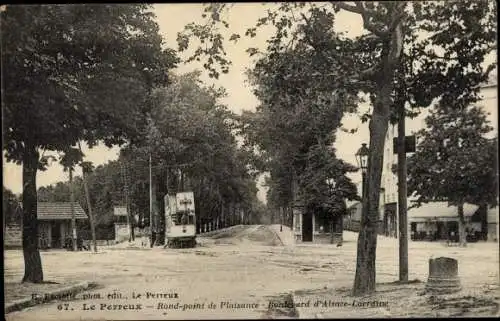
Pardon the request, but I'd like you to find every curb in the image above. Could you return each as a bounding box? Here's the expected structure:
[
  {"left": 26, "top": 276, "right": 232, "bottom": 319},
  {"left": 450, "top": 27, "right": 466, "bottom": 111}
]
[{"left": 5, "top": 281, "right": 90, "bottom": 314}]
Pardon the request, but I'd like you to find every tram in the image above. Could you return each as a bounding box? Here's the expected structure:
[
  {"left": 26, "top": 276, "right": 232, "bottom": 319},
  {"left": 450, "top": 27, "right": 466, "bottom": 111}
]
[{"left": 164, "top": 191, "right": 197, "bottom": 248}]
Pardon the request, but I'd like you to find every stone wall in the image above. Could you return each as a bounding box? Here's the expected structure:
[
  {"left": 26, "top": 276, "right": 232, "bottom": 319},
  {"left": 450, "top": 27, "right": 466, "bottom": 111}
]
[{"left": 4, "top": 223, "right": 22, "bottom": 248}]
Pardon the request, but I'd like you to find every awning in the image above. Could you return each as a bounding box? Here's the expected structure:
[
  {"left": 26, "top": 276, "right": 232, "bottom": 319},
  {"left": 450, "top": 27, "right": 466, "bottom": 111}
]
[{"left": 408, "top": 202, "right": 478, "bottom": 222}]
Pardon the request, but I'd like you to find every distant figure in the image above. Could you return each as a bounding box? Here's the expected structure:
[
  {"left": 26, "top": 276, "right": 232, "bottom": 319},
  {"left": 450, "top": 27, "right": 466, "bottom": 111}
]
[
  {"left": 336, "top": 243, "right": 342, "bottom": 247},
  {"left": 151, "top": 231, "right": 156, "bottom": 248},
  {"left": 137, "top": 217, "right": 148, "bottom": 247},
  {"left": 448, "top": 231, "right": 456, "bottom": 245},
  {"left": 141, "top": 231, "right": 148, "bottom": 247}
]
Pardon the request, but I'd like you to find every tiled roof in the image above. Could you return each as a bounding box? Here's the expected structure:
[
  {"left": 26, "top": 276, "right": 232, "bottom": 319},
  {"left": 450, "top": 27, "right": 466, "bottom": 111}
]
[{"left": 37, "top": 202, "right": 87, "bottom": 220}]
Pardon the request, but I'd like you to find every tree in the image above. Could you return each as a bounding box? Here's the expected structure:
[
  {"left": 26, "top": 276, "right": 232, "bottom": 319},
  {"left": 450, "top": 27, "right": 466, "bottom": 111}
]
[
  {"left": 118, "top": 71, "right": 260, "bottom": 237},
  {"left": 3, "top": 187, "right": 22, "bottom": 226},
  {"left": 236, "top": 22, "right": 360, "bottom": 227},
  {"left": 407, "top": 105, "right": 497, "bottom": 246},
  {"left": 177, "top": 1, "right": 496, "bottom": 295},
  {"left": 2, "top": 4, "right": 178, "bottom": 282},
  {"left": 80, "top": 159, "right": 98, "bottom": 252},
  {"left": 298, "top": 144, "right": 360, "bottom": 244}
]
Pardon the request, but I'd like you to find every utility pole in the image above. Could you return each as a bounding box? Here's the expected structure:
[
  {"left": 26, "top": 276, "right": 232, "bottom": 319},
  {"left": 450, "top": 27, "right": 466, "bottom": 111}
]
[
  {"left": 82, "top": 164, "right": 97, "bottom": 252},
  {"left": 149, "top": 152, "right": 153, "bottom": 246},
  {"left": 121, "top": 161, "right": 133, "bottom": 242},
  {"left": 397, "top": 103, "right": 409, "bottom": 282},
  {"left": 127, "top": 163, "right": 135, "bottom": 241},
  {"left": 69, "top": 167, "right": 77, "bottom": 251}
]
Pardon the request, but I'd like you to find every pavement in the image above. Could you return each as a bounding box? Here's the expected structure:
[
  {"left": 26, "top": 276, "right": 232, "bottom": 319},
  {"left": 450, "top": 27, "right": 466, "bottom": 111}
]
[{"left": 4, "top": 225, "right": 500, "bottom": 319}]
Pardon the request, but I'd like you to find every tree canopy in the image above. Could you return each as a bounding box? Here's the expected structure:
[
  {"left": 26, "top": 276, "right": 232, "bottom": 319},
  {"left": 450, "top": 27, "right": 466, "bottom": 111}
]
[
  {"left": 408, "top": 104, "right": 498, "bottom": 208},
  {"left": 2, "top": 4, "right": 178, "bottom": 282},
  {"left": 177, "top": 0, "right": 497, "bottom": 295}
]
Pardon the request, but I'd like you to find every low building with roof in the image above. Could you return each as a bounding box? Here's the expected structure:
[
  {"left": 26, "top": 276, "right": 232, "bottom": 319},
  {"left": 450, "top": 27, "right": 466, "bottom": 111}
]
[
  {"left": 37, "top": 202, "right": 88, "bottom": 249},
  {"left": 341, "top": 69, "right": 498, "bottom": 240},
  {"left": 344, "top": 200, "right": 498, "bottom": 243},
  {"left": 408, "top": 202, "right": 497, "bottom": 242}
]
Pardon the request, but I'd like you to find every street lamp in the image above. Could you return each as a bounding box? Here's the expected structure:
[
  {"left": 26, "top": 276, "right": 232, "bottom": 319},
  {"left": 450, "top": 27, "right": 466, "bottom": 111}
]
[{"left": 355, "top": 143, "right": 369, "bottom": 199}]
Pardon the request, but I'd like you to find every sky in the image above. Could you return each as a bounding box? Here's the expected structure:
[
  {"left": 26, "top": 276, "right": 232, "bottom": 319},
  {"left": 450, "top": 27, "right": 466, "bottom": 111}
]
[{"left": 2, "top": 3, "right": 497, "bottom": 203}]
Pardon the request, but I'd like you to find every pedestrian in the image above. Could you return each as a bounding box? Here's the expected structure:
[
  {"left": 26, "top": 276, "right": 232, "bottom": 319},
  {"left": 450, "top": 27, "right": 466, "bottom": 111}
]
[{"left": 137, "top": 216, "right": 148, "bottom": 247}]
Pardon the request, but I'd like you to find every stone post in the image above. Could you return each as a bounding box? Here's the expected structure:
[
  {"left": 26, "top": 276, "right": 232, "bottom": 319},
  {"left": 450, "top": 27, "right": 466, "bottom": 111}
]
[{"left": 425, "top": 257, "right": 461, "bottom": 294}]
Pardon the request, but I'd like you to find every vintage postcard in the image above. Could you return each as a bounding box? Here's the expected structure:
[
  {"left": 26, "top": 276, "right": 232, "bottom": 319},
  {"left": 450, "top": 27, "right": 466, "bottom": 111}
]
[{"left": 3, "top": 2, "right": 499, "bottom": 320}]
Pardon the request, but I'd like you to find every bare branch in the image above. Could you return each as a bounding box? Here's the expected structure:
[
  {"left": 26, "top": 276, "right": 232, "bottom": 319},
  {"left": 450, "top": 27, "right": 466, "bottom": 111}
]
[
  {"left": 389, "top": 11, "right": 406, "bottom": 33},
  {"left": 485, "top": 43, "right": 497, "bottom": 52},
  {"left": 299, "top": 12, "right": 317, "bottom": 49},
  {"left": 335, "top": 2, "right": 363, "bottom": 14},
  {"left": 357, "top": 33, "right": 380, "bottom": 42},
  {"left": 336, "top": 2, "right": 390, "bottom": 38},
  {"left": 483, "top": 63, "right": 497, "bottom": 78},
  {"left": 359, "top": 65, "right": 378, "bottom": 79}
]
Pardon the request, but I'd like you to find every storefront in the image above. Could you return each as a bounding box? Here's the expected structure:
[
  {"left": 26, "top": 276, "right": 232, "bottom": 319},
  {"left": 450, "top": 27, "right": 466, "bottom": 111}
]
[{"left": 408, "top": 202, "right": 481, "bottom": 241}]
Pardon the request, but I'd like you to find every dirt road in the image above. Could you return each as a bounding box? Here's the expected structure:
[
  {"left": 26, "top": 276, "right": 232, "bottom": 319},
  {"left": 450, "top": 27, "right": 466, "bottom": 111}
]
[
  {"left": 5, "top": 225, "right": 310, "bottom": 320},
  {"left": 5, "top": 225, "right": 499, "bottom": 320}
]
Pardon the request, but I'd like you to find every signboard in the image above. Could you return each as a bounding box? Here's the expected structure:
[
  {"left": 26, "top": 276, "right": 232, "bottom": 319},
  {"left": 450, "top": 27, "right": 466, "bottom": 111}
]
[
  {"left": 176, "top": 192, "right": 195, "bottom": 213},
  {"left": 113, "top": 206, "right": 128, "bottom": 216},
  {"left": 393, "top": 135, "right": 416, "bottom": 154}
]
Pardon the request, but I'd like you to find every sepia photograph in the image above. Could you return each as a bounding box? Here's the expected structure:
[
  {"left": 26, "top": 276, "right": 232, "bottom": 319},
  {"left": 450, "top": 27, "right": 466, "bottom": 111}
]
[{"left": 2, "top": 2, "right": 499, "bottom": 319}]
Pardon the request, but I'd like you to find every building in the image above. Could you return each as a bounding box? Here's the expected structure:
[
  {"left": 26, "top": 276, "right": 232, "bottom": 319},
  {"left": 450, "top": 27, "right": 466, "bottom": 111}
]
[
  {"left": 37, "top": 202, "right": 88, "bottom": 249},
  {"left": 293, "top": 202, "right": 345, "bottom": 244},
  {"left": 4, "top": 202, "right": 89, "bottom": 249},
  {"left": 408, "top": 202, "right": 499, "bottom": 242},
  {"left": 295, "top": 71, "right": 498, "bottom": 243},
  {"left": 344, "top": 201, "right": 362, "bottom": 232},
  {"left": 113, "top": 206, "right": 130, "bottom": 242},
  {"left": 380, "top": 125, "right": 399, "bottom": 237},
  {"left": 487, "top": 206, "right": 499, "bottom": 242},
  {"left": 376, "top": 71, "right": 498, "bottom": 240}
]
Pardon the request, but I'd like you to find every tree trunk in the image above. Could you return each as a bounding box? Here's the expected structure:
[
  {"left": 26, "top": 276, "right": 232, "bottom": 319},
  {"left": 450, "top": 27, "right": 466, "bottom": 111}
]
[
  {"left": 22, "top": 143, "right": 44, "bottom": 283},
  {"left": 333, "top": 214, "right": 343, "bottom": 245},
  {"left": 457, "top": 201, "right": 467, "bottom": 247},
  {"left": 353, "top": 90, "right": 391, "bottom": 296},
  {"left": 330, "top": 219, "right": 335, "bottom": 244},
  {"left": 130, "top": 213, "right": 135, "bottom": 241},
  {"left": 397, "top": 101, "right": 409, "bottom": 282},
  {"left": 69, "top": 168, "right": 77, "bottom": 251},
  {"left": 221, "top": 202, "right": 225, "bottom": 228},
  {"left": 82, "top": 169, "right": 97, "bottom": 253}
]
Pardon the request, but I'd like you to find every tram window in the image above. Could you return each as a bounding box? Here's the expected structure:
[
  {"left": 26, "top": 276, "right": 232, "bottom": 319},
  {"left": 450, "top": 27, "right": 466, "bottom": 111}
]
[
  {"left": 171, "top": 212, "right": 194, "bottom": 225},
  {"left": 181, "top": 213, "right": 188, "bottom": 225},
  {"left": 171, "top": 214, "right": 181, "bottom": 225}
]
